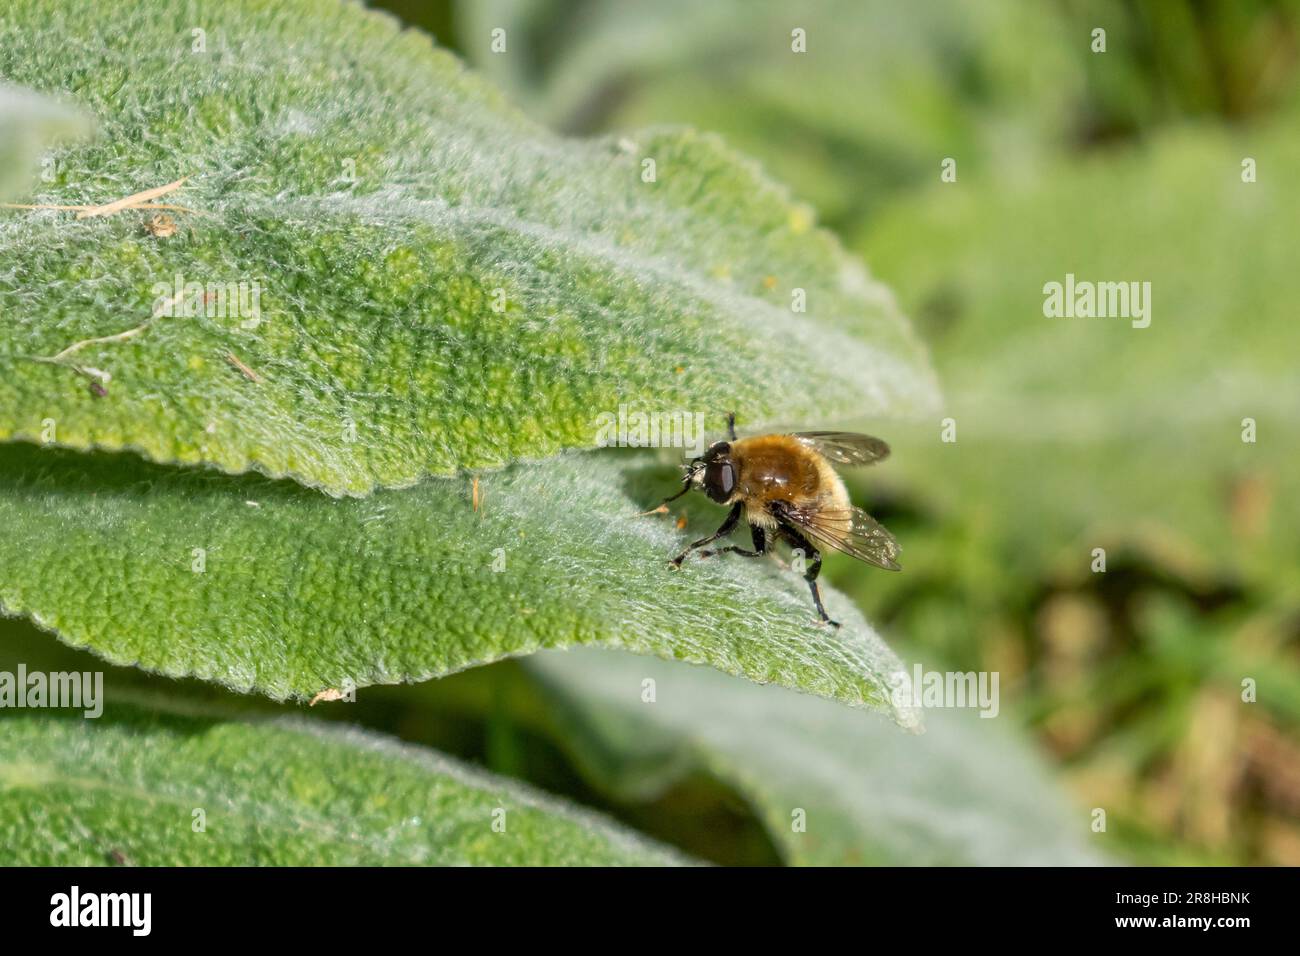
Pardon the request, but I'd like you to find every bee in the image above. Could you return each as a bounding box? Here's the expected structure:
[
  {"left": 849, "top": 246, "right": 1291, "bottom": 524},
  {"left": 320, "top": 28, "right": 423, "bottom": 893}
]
[{"left": 655, "top": 413, "right": 899, "bottom": 627}]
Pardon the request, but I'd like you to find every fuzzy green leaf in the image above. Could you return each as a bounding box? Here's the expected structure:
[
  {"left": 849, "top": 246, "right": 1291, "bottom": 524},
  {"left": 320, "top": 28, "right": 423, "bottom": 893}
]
[
  {"left": 521, "top": 648, "right": 1102, "bottom": 865},
  {"left": 0, "top": 0, "right": 937, "bottom": 495},
  {"left": 0, "top": 443, "right": 916, "bottom": 719},
  {"left": 0, "top": 691, "right": 685, "bottom": 865}
]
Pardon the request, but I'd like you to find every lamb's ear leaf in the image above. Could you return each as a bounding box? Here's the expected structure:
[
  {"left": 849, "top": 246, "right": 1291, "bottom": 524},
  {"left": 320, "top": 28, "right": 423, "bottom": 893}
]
[
  {"left": 0, "top": 694, "right": 688, "bottom": 865},
  {"left": 520, "top": 648, "right": 1103, "bottom": 866},
  {"left": 0, "top": 0, "right": 937, "bottom": 496},
  {"left": 0, "top": 445, "right": 918, "bottom": 721}
]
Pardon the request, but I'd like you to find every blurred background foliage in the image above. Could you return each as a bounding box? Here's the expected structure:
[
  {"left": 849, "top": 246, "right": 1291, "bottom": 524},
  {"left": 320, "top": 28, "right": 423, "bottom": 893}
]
[{"left": 350, "top": 0, "right": 1300, "bottom": 865}]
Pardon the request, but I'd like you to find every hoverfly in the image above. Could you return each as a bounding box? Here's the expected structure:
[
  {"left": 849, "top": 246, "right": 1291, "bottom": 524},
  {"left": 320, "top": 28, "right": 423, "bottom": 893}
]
[{"left": 655, "top": 413, "right": 899, "bottom": 627}]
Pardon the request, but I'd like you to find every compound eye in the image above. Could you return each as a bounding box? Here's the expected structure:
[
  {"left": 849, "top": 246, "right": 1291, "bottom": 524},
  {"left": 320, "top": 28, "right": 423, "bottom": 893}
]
[{"left": 705, "top": 461, "right": 735, "bottom": 502}]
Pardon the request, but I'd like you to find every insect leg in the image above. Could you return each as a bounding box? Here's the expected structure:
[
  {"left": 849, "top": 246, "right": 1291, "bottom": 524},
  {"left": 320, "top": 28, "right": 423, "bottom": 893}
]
[
  {"left": 641, "top": 477, "right": 691, "bottom": 513},
  {"left": 777, "top": 523, "right": 840, "bottom": 627},
  {"left": 671, "top": 502, "right": 742, "bottom": 566},
  {"left": 696, "top": 523, "right": 767, "bottom": 560}
]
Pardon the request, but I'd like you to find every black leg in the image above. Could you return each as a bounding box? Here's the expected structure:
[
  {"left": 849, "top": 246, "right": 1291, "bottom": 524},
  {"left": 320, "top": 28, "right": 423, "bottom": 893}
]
[
  {"left": 777, "top": 523, "right": 839, "bottom": 627},
  {"left": 696, "top": 523, "right": 767, "bottom": 560},
  {"left": 696, "top": 545, "right": 761, "bottom": 559},
  {"left": 645, "top": 477, "right": 691, "bottom": 512},
  {"left": 672, "top": 502, "right": 742, "bottom": 566},
  {"left": 726, "top": 411, "right": 737, "bottom": 441}
]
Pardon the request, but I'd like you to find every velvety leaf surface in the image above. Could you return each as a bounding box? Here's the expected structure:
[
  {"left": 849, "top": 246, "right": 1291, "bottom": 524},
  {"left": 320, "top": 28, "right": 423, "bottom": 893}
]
[
  {"left": 0, "top": 444, "right": 917, "bottom": 720},
  {"left": 521, "top": 648, "right": 1103, "bottom": 865},
  {"left": 0, "top": 0, "right": 937, "bottom": 495},
  {"left": 0, "top": 690, "right": 685, "bottom": 865}
]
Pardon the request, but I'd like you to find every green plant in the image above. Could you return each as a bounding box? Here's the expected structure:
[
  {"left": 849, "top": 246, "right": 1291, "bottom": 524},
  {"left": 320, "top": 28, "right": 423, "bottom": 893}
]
[
  {"left": 442, "top": 0, "right": 1300, "bottom": 864},
  {"left": 0, "top": 0, "right": 1101, "bottom": 865}
]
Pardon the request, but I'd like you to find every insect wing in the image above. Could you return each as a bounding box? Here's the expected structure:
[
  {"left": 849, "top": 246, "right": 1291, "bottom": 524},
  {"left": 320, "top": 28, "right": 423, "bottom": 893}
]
[
  {"left": 791, "top": 431, "right": 890, "bottom": 467},
  {"left": 781, "top": 504, "right": 901, "bottom": 570}
]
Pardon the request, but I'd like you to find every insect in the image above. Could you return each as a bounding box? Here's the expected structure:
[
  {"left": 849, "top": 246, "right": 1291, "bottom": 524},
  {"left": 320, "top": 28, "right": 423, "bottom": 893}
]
[
  {"left": 143, "top": 212, "right": 177, "bottom": 237},
  {"left": 655, "top": 413, "right": 900, "bottom": 627}
]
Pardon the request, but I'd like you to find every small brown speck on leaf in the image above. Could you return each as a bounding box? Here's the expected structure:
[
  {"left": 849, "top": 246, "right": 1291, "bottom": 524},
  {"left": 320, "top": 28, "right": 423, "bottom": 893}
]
[{"left": 144, "top": 212, "right": 177, "bottom": 237}]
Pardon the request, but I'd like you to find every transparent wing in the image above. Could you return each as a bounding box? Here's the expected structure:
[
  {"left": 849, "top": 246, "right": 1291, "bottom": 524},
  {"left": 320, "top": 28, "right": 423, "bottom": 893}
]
[
  {"left": 777, "top": 504, "right": 901, "bottom": 570},
  {"left": 791, "top": 431, "right": 890, "bottom": 467}
]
